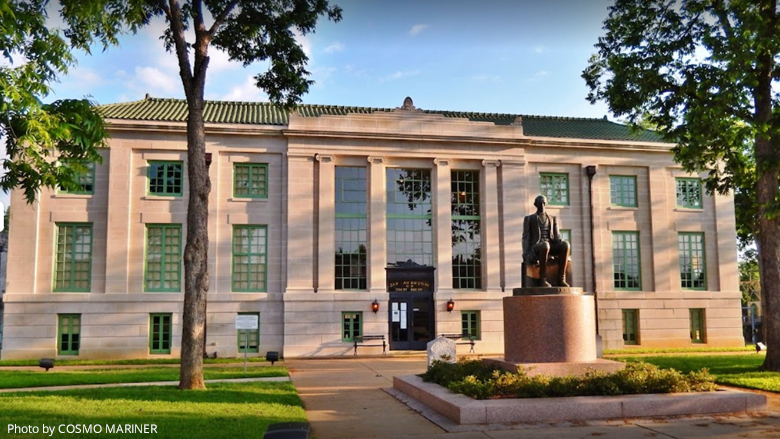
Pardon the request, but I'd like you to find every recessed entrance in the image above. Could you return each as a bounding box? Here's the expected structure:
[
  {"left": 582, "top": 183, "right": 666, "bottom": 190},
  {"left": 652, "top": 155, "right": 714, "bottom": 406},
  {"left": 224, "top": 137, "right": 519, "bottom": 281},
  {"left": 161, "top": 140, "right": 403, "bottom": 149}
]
[{"left": 389, "top": 292, "right": 434, "bottom": 350}]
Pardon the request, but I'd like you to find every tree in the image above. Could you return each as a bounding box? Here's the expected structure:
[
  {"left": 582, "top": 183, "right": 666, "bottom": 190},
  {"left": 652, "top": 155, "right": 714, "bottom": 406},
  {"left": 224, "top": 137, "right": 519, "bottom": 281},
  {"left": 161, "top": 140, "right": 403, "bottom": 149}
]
[
  {"left": 7, "top": 0, "right": 340, "bottom": 389},
  {"left": 583, "top": 0, "right": 780, "bottom": 370},
  {"left": 0, "top": 1, "right": 107, "bottom": 202}
]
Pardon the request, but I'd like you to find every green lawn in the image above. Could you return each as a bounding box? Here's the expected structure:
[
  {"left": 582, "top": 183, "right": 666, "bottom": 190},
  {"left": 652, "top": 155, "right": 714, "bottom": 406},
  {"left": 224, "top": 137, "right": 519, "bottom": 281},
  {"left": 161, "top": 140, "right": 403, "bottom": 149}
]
[
  {"left": 618, "top": 354, "right": 780, "bottom": 392},
  {"left": 0, "top": 357, "right": 272, "bottom": 367},
  {"left": 0, "top": 366, "right": 288, "bottom": 389},
  {"left": 1, "top": 382, "right": 305, "bottom": 439}
]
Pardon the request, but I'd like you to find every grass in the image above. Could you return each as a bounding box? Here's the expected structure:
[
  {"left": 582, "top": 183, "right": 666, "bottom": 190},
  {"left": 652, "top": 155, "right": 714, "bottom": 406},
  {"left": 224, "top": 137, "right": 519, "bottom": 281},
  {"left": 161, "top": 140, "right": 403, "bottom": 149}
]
[
  {"left": 0, "top": 357, "right": 272, "bottom": 367},
  {"left": 604, "top": 346, "right": 755, "bottom": 355},
  {"left": 0, "top": 381, "right": 305, "bottom": 439},
  {"left": 0, "top": 366, "right": 288, "bottom": 389},
  {"left": 617, "top": 353, "right": 780, "bottom": 392}
]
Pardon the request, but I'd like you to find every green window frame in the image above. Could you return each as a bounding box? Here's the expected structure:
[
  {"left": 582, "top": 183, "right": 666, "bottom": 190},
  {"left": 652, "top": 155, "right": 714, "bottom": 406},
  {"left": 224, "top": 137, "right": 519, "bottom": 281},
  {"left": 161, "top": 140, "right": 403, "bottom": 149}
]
[
  {"left": 233, "top": 163, "right": 268, "bottom": 198},
  {"left": 58, "top": 314, "right": 81, "bottom": 355},
  {"left": 461, "top": 311, "right": 480, "bottom": 340},
  {"left": 539, "top": 173, "right": 569, "bottom": 206},
  {"left": 232, "top": 225, "right": 267, "bottom": 292},
  {"left": 335, "top": 167, "right": 367, "bottom": 290},
  {"left": 149, "top": 313, "right": 172, "bottom": 354},
  {"left": 679, "top": 232, "right": 706, "bottom": 290},
  {"left": 452, "top": 170, "right": 482, "bottom": 289},
  {"left": 676, "top": 178, "right": 702, "bottom": 209},
  {"left": 342, "top": 312, "right": 362, "bottom": 342},
  {"left": 690, "top": 309, "right": 706, "bottom": 344},
  {"left": 148, "top": 161, "right": 183, "bottom": 196},
  {"left": 609, "top": 175, "right": 637, "bottom": 207},
  {"left": 386, "top": 168, "right": 433, "bottom": 267},
  {"left": 613, "top": 232, "right": 641, "bottom": 290},
  {"left": 59, "top": 162, "right": 95, "bottom": 194},
  {"left": 54, "top": 223, "right": 93, "bottom": 292},
  {"left": 237, "top": 312, "right": 260, "bottom": 353},
  {"left": 560, "top": 229, "right": 572, "bottom": 254},
  {"left": 622, "top": 309, "right": 639, "bottom": 345},
  {"left": 145, "top": 224, "right": 182, "bottom": 292}
]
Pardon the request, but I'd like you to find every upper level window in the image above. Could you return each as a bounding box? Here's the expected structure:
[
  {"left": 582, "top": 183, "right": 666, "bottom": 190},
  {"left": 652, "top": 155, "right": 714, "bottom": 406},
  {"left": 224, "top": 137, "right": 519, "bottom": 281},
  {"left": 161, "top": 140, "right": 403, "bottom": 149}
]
[
  {"left": 145, "top": 224, "right": 182, "bottom": 292},
  {"left": 335, "top": 167, "right": 367, "bottom": 290},
  {"left": 148, "top": 161, "right": 183, "bottom": 196},
  {"left": 540, "top": 173, "right": 569, "bottom": 206},
  {"left": 679, "top": 232, "right": 706, "bottom": 290},
  {"left": 54, "top": 223, "right": 93, "bottom": 292},
  {"left": 59, "top": 162, "right": 95, "bottom": 194},
  {"left": 232, "top": 225, "right": 268, "bottom": 292},
  {"left": 451, "top": 170, "right": 481, "bottom": 289},
  {"left": 610, "top": 175, "right": 637, "bottom": 207},
  {"left": 234, "top": 163, "right": 268, "bottom": 198},
  {"left": 386, "top": 168, "right": 433, "bottom": 267},
  {"left": 613, "top": 231, "right": 641, "bottom": 290},
  {"left": 676, "top": 178, "right": 702, "bottom": 209}
]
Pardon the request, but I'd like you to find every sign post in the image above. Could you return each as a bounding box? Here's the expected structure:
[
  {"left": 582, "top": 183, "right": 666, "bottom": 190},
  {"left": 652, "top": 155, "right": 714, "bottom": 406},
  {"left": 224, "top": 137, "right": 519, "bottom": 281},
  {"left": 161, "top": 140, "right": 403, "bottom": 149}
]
[{"left": 235, "top": 315, "right": 259, "bottom": 373}]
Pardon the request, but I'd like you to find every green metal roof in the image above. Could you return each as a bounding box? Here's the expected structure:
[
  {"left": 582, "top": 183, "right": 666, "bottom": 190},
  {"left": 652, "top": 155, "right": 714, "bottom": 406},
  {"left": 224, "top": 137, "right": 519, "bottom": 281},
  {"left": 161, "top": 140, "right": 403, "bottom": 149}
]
[{"left": 99, "top": 97, "right": 664, "bottom": 143}]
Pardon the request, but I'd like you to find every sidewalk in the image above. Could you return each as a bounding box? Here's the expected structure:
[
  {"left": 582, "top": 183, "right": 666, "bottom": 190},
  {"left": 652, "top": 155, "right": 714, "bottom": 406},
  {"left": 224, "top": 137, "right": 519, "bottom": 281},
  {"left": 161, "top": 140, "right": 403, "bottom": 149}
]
[{"left": 285, "top": 357, "right": 780, "bottom": 439}]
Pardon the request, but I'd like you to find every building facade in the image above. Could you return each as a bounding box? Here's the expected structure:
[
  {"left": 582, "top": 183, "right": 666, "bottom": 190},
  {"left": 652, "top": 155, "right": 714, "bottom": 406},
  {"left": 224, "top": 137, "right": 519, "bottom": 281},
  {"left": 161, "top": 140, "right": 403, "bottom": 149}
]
[{"left": 0, "top": 96, "right": 744, "bottom": 359}]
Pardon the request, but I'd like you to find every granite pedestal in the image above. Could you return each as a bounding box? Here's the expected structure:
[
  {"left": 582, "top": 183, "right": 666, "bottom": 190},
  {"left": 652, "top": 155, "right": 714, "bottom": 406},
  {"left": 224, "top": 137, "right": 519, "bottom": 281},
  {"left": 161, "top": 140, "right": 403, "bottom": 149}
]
[{"left": 489, "top": 287, "right": 624, "bottom": 376}]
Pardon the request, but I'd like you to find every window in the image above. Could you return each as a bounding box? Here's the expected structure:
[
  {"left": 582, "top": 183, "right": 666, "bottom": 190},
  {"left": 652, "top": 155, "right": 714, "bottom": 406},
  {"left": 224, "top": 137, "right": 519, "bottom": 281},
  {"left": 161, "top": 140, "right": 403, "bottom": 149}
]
[
  {"left": 54, "top": 223, "right": 93, "bottom": 292},
  {"left": 461, "top": 311, "right": 480, "bottom": 340},
  {"left": 234, "top": 163, "right": 268, "bottom": 198},
  {"left": 610, "top": 175, "right": 637, "bottom": 207},
  {"left": 342, "top": 312, "right": 362, "bottom": 342},
  {"left": 622, "top": 309, "right": 639, "bottom": 345},
  {"left": 386, "top": 169, "right": 433, "bottom": 266},
  {"left": 690, "top": 309, "right": 706, "bottom": 344},
  {"left": 232, "top": 226, "right": 267, "bottom": 292},
  {"left": 59, "top": 162, "right": 95, "bottom": 194},
  {"left": 539, "top": 173, "right": 569, "bottom": 206},
  {"left": 237, "top": 313, "right": 260, "bottom": 353},
  {"left": 148, "top": 161, "right": 183, "bottom": 196},
  {"left": 58, "top": 314, "right": 81, "bottom": 355},
  {"left": 145, "top": 224, "right": 182, "bottom": 292},
  {"left": 335, "top": 167, "right": 367, "bottom": 289},
  {"left": 676, "top": 178, "right": 702, "bottom": 208},
  {"left": 452, "top": 170, "right": 481, "bottom": 289},
  {"left": 613, "top": 232, "right": 641, "bottom": 290},
  {"left": 560, "top": 229, "right": 572, "bottom": 253},
  {"left": 149, "top": 313, "right": 172, "bottom": 354},
  {"left": 679, "top": 232, "right": 706, "bottom": 290}
]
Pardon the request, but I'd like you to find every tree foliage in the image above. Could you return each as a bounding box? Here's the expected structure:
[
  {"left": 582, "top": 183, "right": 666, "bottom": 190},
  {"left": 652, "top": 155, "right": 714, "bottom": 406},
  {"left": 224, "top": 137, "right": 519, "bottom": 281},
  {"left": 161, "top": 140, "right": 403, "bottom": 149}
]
[
  {"left": 0, "top": 1, "right": 106, "bottom": 203},
  {"left": 583, "top": 0, "right": 780, "bottom": 370}
]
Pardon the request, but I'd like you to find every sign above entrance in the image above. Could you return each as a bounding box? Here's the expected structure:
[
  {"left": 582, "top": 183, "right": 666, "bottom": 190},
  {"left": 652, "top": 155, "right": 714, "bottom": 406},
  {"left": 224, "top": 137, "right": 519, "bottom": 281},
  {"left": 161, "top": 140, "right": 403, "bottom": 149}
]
[
  {"left": 386, "top": 265, "right": 435, "bottom": 293},
  {"left": 235, "top": 315, "right": 259, "bottom": 330}
]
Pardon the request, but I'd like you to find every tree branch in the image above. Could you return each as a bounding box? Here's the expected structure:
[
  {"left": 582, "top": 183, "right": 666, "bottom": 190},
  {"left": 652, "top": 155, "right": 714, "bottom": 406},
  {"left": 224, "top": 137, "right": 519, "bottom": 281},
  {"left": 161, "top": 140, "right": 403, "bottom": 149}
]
[
  {"left": 208, "top": 0, "right": 239, "bottom": 37},
  {"left": 165, "top": 0, "right": 194, "bottom": 94}
]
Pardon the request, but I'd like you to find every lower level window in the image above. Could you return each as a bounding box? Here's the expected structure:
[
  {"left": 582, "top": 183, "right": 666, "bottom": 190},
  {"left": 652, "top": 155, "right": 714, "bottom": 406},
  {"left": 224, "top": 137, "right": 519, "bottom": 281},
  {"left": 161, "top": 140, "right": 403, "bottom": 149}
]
[
  {"left": 690, "top": 309, "right": 706, "bottom": 344},
  {"left": 58, "top": 314, "right": 81, "bottom": 355},
  {"left": 150, "top": 313, "right": 172, "bottom": 354},
  {"left": 238, "top": 313, "right": 260, "bottom": 353},
  {"left": 342, "top": 312, "right": 362, "bottom": 342},
  {"left": 622, "top": 309, "right": 639, "bottom": 345},
  {"left": 461, "top": 311, "right": 480, "bottom": 340}
]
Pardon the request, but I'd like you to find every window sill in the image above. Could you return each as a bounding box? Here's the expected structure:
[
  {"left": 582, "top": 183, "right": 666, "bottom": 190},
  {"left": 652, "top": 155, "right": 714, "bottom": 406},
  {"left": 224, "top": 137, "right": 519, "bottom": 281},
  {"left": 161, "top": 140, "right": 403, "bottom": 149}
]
[
  {"left": 52, "top": 193, "right": 93, "bottom": 199},
  {"left": 229, "top": 197, "right": 268, "bottom": 203},
  {"left": 674, "top": 207, "right": 703, "bottom": 212},
  {"left": 142, "top": 195, "right": 183, "bottom": 201},
  {"left": 607, "top": 206, "right": 638, "bottom": 211}
]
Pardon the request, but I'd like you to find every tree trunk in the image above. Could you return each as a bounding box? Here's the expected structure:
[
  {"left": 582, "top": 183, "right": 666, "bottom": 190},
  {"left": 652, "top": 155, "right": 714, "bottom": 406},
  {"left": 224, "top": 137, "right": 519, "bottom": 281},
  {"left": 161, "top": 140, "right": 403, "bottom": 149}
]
[{"left": 178, "top": 91, "right": 210, "bottom": 389}]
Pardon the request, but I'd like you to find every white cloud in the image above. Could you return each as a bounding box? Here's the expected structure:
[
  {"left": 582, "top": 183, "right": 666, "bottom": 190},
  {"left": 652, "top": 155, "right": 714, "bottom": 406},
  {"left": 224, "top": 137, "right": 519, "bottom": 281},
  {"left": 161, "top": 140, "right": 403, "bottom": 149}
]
[
  {"left": 534, "top": 70, "right": 549, "bottom": 78},
  {"left": 324, "top": 42, "right": 345, "bottom": 54},
  {"left": 408, "top": 24, "right": 429, "bottom": 36},
  {"left": 221, "top": 75, "right": 268, "bottom": 102},
  {"left": 379, "top": 69, "right": 421, "bottom": 83},
  {"left": 534, "top": 46, "right": 546, "bottom": 54},
  {"left": 134, "top": 66, "right": 180, "bottom": 95},
  {"left": 472, "top": 74, "right": 501, "bottom": 83},
  {"left": 292, "top": 29, "right": 312, "bottom": 59}
]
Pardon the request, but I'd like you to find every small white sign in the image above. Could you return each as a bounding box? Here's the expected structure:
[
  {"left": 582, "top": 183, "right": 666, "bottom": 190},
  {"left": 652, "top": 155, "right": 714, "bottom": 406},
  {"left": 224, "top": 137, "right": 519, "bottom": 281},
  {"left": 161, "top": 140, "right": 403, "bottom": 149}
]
[{"left": 235, "top": 315, "right": 258, "bottom": 330}]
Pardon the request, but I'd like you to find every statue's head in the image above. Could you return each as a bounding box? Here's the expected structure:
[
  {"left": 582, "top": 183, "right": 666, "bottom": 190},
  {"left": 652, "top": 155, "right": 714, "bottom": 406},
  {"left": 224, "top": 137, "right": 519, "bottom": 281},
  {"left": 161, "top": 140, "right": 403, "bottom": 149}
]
[{"left": 534, "top": 195, "right": 547, "bottom": 208}]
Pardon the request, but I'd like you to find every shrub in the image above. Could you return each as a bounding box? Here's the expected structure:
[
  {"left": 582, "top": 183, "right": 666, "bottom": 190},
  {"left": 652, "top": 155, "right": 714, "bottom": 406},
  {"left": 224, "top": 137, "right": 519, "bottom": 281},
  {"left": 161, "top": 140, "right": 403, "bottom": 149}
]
[{"left": 420, "top": 359, "right": 717, "bottom": 400}]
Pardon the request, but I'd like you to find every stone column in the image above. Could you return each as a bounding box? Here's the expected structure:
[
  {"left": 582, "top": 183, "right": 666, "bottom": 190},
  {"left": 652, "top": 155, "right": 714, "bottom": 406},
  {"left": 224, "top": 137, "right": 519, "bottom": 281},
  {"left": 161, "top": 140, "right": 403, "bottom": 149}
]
[
  {"left": 286, "top": 152, "right": 316, "bottom": 291},
  {"left": 648, "top": 166, "right": 673, "bottom": 291},
  {"left": 316, "top": 154, "right": 335, "bottom": 292},
  {"left": 500, "top": 159, "right": 526, "bottom": 290},
  {"left": 434, "top": 158, "right": 453, "bottom": 293},
  {"left": 482, "top": 160, "right": 501, "bottom": 292},
  {"left": 368, "top": 156, "right": 387, "bottom": 293},
  {"left": 714, "top": 190, "right": 738, "bottom": 292},
  {"left": 105, "top": 144, "right": 132, "bottom": 294}
]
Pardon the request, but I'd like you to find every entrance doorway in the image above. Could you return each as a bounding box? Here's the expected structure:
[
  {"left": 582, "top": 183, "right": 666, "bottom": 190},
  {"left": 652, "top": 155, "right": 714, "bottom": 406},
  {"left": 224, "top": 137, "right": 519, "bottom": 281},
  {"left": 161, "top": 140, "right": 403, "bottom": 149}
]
[{"left": 389, "top": 292, "right": 434, "bottom": 350}]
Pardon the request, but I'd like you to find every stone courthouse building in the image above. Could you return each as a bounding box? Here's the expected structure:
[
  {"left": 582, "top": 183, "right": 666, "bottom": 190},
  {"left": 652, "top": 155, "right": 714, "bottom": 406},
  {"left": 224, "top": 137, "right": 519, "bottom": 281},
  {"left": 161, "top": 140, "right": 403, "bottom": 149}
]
[{"left": 0, "top": 96, "right": 744, "bottom": 359}]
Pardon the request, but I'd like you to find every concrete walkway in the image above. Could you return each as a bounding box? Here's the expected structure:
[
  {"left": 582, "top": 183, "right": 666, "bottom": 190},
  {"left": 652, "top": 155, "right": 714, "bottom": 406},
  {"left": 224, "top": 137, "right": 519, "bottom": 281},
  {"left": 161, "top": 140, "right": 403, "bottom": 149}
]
[{"left": 286, "top": 357, "right": 780, "bottom": 439}]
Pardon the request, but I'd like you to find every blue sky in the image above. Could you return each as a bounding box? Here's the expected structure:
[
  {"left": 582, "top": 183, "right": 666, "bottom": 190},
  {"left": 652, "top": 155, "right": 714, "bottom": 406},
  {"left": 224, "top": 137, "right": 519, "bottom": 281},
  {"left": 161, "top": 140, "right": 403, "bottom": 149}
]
[{"left": 4, "top": 0, "right": 617, "bottom": 210}]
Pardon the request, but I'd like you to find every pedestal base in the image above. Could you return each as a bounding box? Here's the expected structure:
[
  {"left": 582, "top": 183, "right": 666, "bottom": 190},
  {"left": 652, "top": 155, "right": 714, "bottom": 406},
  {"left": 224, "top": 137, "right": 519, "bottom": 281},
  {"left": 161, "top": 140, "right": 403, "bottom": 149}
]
[{"left": 483, "top": 357, "right": 625, "bottom": 377}]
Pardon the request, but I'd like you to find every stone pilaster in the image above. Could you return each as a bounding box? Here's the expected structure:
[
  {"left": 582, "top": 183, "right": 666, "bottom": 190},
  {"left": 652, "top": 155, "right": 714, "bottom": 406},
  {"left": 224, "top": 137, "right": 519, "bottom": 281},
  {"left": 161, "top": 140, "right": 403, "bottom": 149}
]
[
  {"left": 286, "top": 152, "right": 316, "bottom": 291},
  {"left": 105, "top": 144, "right": 132, "bottom": 293},
  {"left": 500, "top": 159, "right": 526, "bottom": 290},
  {"left": 648, "top": 166, "right": 673, "bottom": 292},
  {"left": 434, "top": 158, "right": 453, "bottom": 293},
  {"left": 482, "top": 160, "right": 501, "bottom": 292},
  {"left": 368, "top": 156, "right": 387, "bottom": 293},
  {"left": 316, "top": 154, "right": 335, "bottom": 292}
]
